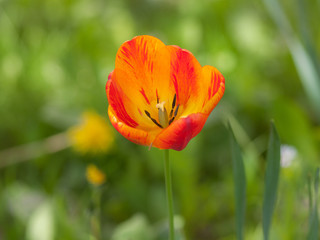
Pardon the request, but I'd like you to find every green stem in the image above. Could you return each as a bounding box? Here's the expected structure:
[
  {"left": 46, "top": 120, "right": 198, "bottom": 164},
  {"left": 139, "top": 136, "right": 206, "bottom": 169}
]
[
  {"left": 91, "top": 187, "right": 101, "bottom": 240},
  {"left": 164, "top": 149, "right": 175, "bottom": 240}
]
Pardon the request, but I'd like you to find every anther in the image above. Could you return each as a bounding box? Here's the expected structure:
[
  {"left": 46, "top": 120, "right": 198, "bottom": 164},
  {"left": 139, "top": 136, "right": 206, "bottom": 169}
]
[
  {"left": 172, "top": 94, "right": 176, "bottom": 109},
  {"left": 169, "top": 109, "right": 173, "bottom": 119},
  {"left": 174, "top": 104, "right": 180, "bottom": 117},
  {"left": 144, "top": 97, "right": 179, "bottom": 129},
  {"left": 168, "top": 117, "right": 175, "bottom": 125},
  {"left": 145, "top": 110, "right": 163, "bottom": 128},
  {"left": 169, "top": 94, "right": 176, "bottom": 118},
  {"left": 168, "top": 104, "right": 179, "bottom": 125},
  {"left": 156, "top": 101, "right": 166, "bottom": 112}
]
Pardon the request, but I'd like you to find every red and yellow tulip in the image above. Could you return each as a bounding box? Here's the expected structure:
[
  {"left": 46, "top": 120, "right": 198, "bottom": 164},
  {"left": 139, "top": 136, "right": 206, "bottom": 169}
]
[{"left": 106, "top": 35, "right": 225, "bottom": 151}]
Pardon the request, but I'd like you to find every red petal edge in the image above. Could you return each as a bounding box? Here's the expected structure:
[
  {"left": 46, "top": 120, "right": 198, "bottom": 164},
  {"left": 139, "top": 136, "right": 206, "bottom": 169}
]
[{"left": 152, "top": 112, "right": 208, "bottom": 151}]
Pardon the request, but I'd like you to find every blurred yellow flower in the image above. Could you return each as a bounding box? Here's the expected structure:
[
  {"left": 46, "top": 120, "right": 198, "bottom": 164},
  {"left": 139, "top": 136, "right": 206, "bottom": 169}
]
[
  {"left": 68, "top": 111, "right": 113, "bottom": 154},
  {"left": 86, "top": 164, "right": 106, "bottom": 186}
]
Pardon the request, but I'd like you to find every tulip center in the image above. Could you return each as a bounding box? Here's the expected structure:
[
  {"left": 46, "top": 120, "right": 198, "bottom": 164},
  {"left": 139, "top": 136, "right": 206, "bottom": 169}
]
[
  {"left": 156, "top": 101, "right": 169, "bottom": 128},
  {"left": 144, "top": 93, "right": 180, "bottom": 129}
]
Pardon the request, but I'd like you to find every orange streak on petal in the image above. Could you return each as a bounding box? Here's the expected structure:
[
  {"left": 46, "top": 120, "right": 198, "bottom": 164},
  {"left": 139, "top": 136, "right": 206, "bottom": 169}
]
[{"left": 152, "top": 113, "right": 208, "bottom": 151}]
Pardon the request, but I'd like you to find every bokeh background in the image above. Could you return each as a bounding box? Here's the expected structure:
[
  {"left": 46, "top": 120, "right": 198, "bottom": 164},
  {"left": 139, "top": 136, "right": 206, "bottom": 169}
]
[{"left": 0, "top": 0, "right": 319, "bottom": 239}]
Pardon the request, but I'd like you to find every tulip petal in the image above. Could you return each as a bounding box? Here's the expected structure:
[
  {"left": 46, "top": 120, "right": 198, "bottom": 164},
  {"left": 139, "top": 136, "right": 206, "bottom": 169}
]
[
  {"left": 108, "top": 106, "right": 160, "bottom": 146},
  {"left": 152, "top": 113, "right": 208, "bottom": 151},
  {"left": 201, "top": 65, "right": 225, "bottom": 115},
  {"left": 114, "top": 35, "right": 175, "bottom": 111},
  {"left": 167, "top": 46, "right": 202, "bottom": 109},
  {"left": 106, "top": 73, "right": 138, "bottom": 128},
  {"left": 181, "top": 65, "right": 225, "bottom": 117},
  {"left": 107, "top": 71, "right": 164, "bottom": 130}
]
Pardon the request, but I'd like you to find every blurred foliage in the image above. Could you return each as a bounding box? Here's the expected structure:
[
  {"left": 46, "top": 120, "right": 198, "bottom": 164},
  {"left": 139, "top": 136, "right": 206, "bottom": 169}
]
[{"left": 0, "top": 0, "right": 319, "bottom": 239}]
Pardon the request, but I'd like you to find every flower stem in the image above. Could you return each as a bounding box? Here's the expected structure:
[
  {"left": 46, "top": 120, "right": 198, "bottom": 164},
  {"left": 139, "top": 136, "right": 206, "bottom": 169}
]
[
  {"left": 164, "top": 149, "right": 175, "bottom": 240},
  {"left": 91, "top": 187, "right": 102, "bottom": 240}
]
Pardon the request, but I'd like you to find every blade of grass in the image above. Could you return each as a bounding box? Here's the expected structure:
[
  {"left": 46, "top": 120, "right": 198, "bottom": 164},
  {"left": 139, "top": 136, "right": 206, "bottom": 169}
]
[
  {"left": 307, "top": 168, "right": 319, "bottom": 240},
  {"left": 262, "top": 121, "right": 280, "bottom": 240},
  {"left": 314, "top": 168, "right": 319, "bottom": 197},
  {"left": 262, "top": 0, "right": 320, "bottom": 120},
  {"left": 307, "top": 174, "right": 313, "bottom": 223},
  {"left": 229, "top": 122, "right": 246, "bottom": 240},
  {"left": 296, "top": 0, "right": 320, "bottom": 78}
]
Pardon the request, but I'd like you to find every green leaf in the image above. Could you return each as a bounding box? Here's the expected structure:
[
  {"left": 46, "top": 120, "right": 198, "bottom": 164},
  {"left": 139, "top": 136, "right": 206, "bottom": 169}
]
[
  {"left": 26, "top": 200, "right": 55, "bottom": 240},
  {"left": 111, "top": 214, "right": 154, "bottom": 240},
  {"left": 229, "top": 122, "right": 247, "bottom": 240},
  {"left": 262, "top": 121, "right": 281, "bottom": 240},
  {"left": 307, "top": 168, "right": 319, "bottom": 240}
]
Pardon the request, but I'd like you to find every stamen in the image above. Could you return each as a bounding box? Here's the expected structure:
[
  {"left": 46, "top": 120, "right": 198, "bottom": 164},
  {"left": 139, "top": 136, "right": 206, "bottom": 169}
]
[
  {"left": 169, "top": 94, "right": 176, "bottom": 118},
  {"left": 172, "top": 94, "right": 176, "bottom": 109},
  {"left": 145, "top": 110, "right": 163, "bottom": 128},
  {"left": 169, "top": 109, "right": 173, "bottom": 119},
  {"left": 156, "top": 101, "right": 169, "bottom": 128},
  {"left": 156, "top": 101, "right": 166, "bottom": 112},
  {"left": 168, "top": 104, "right": 179, "bottom": 125},
  {"left": 174, "top": 104, "right": 180, "bottom": 117},
  {"left": 144, "top": 97, "right": 180, "bottom": 129},
  {"left": 168, "top": 116, "right": 175, "bottom": 125}
]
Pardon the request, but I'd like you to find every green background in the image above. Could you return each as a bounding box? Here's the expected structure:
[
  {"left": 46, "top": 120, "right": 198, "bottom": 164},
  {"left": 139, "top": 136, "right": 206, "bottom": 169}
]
[{"left": 0, "top": 0, "right": 319, "bottom": 239}]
